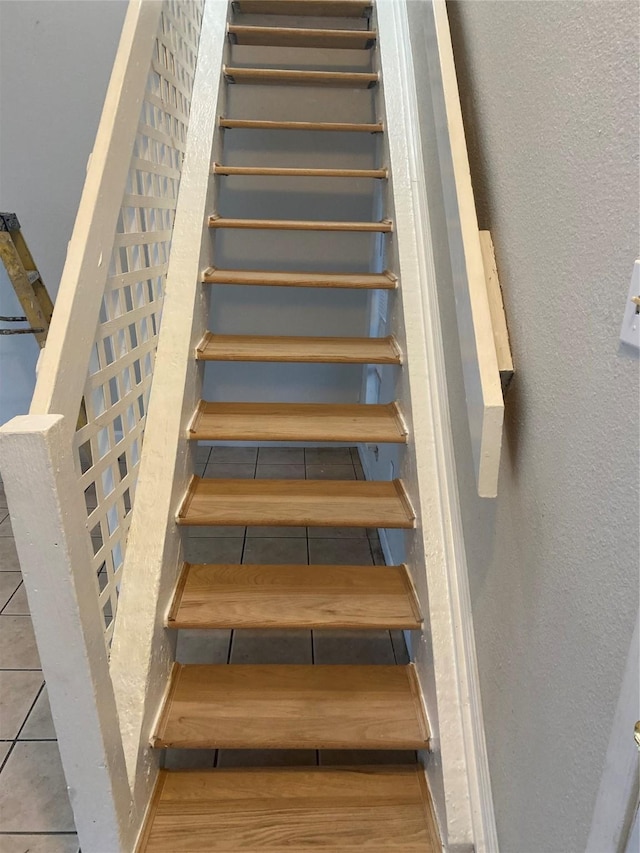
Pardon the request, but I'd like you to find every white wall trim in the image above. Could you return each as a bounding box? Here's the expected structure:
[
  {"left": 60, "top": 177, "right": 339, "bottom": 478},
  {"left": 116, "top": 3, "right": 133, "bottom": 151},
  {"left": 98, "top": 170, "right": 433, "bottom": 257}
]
[
  {"left": 377, "top": 1, "right": 499, "bottom": 849},
  {"left": 586, "top": 610, "right": 639, "bottom": 853},
  {"left": 109, "top": 0, "right": 228, "bottom": 824}
]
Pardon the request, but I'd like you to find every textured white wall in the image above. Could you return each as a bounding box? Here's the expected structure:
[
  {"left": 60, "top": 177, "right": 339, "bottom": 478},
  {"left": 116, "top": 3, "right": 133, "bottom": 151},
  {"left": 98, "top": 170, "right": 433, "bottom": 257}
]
[
  {"left": 409, "top": 2, "right": 639, "bottom": 850},
  {"left": 0, "top": 0, "right": 127, "bottom": 423}
]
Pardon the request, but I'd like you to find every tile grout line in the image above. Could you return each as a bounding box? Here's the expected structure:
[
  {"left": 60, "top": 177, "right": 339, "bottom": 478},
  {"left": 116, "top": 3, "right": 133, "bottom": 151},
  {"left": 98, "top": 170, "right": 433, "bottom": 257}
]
[
  {"left": 0, "top": 680, "right": 46, "bottom": 775},
  {"left": 1, "top": 580, "right": 24, "bottom": 615}
]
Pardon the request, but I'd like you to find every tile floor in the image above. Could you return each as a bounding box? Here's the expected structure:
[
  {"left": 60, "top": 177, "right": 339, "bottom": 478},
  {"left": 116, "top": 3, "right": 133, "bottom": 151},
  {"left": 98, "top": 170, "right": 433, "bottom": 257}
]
[{"left": 0, "top": 446, "right": 412, "bottom": 849}]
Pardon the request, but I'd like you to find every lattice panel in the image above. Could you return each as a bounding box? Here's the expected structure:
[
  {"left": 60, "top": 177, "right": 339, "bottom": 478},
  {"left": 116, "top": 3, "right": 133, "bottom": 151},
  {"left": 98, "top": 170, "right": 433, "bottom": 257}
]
[{"left": 73, "top": 0, "right": 204, "bottom": 647}]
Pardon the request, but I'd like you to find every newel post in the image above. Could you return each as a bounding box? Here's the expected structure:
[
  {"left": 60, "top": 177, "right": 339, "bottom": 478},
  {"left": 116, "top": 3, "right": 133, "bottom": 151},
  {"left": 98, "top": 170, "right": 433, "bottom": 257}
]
[{"left": 0, "top": 414, "right": 134, "bottom": 852}]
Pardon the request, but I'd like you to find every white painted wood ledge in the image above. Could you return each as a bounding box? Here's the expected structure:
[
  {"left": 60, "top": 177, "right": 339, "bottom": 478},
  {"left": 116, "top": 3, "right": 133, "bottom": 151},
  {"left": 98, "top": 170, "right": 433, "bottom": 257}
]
[{"left": 377, "top": 0, "right": 499, "bottom": 849}]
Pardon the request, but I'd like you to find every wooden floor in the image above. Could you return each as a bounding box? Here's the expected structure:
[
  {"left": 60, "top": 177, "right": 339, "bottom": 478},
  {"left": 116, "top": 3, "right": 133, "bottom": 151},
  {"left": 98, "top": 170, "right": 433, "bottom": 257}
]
[
  {"left": 228, "top": 25, "right": 377, "bottom": 50},
  {"left": 196, "top": 333, "right": 402, "bottom": 363},
  {"left": 233, "top": 0, "right": 373, "bottom": 16},
  {"left": 223, "top": 67, "right": 379, "bottom": 88},
  {"left": 177, "top": 477, "right": 415, "bottom": 528},
  {"left": 189, "top": 401, "right": 407, "bottom": 443},
  {"left": 140, "top": 766, "right": 441, "bottom": 852},
  {"left": 152, "top": 664, "right": 429, "bottom": 749},
  {"left": 167, "top": 563, "right": 422, "bottom": 630},
  {"left": 202, "top": 267, "right": 397, "bottom": 288},
  {"left": 218, "top": 118, "right": 384, "bottom": 133}
]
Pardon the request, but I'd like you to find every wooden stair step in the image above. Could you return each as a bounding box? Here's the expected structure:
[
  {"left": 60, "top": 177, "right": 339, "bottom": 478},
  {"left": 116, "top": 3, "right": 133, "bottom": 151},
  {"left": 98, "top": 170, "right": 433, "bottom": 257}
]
[
  {"left": 167, "top": 563, "right": 422, "bottom": 630},
  {"left": 139, "top": 765, "right": 441, "bottom": 852},
  {"left": 177, "top": 477, "right": 415, "bottom": 528},
  {"left": 223, "top": 66, "right": 378, "bottom": 88},
  {"left": 151, "top": 664, "right": 429, "bottom": 749},
  {"left": 208, "top": 215, "right": 392, "bottom": 232},
  {"left": 196, "top": 333, "right": 402, "bottom": 363},
  {"left": 189, "top": 401, "right": 407, "bottom": 443},
  {"left": 219, "top": 117, "right": 383, "bottom": 133},
  {"left": 202, "top": 267, "right": 397, "bottom": 288},
  {"left": 228, "top": 24, "right": 377, "bottom": 49},
  {"left": 212, "top": 163, "right": 387, "bottom": 178},
  {"left": 233, "top": 1, "right": 372, "bottom": 18}
]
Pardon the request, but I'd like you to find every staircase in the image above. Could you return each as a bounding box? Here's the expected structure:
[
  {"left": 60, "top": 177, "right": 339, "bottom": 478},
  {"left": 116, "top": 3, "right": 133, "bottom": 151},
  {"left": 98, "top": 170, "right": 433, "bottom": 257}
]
[{"left": 137, "top": 0, "right": 441, "bottom": 849}]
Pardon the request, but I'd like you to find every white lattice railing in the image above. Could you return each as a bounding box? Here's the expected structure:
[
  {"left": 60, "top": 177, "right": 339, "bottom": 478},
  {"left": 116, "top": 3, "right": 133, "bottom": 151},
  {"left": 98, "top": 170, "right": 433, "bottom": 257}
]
[
  {"left": 36, "top": 0, "right": 204, "bottom": 646},
  {"left": 0, "top": 1, "right": 213, "bottom": 849}
]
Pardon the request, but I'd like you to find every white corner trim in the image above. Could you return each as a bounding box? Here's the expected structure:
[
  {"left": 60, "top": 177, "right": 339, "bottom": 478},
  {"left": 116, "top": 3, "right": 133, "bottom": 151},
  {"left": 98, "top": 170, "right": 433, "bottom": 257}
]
[
  {"left": 586, "top": 610, "right": 639, "bottom": 853},
  {"left": 377, "top": 1, "right": 499, "bottom": 850}
]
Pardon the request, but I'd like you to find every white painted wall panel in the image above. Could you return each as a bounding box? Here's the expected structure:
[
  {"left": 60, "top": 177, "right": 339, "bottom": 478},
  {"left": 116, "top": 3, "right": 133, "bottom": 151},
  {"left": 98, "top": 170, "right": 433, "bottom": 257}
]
[{"left": 409, "top": 1, "right": 640, "bottom": 849}]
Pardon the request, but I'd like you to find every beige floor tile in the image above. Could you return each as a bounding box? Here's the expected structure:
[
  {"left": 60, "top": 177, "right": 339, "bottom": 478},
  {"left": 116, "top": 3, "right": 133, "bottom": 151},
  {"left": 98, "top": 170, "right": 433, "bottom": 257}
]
[
  {"left": 246, "top": 525, "right": 306, "bottom": 538},
  {"left": 0, "top": 515, "right": 13, "bottom": 537},
  {"left": 217, "top": 749, "right": 317, "bottom": 768},
  {"left": 0, "top": 573, "right": 21, "bottom": 610},
  {"left": 230, "top": 630, "right": 312, "bottom": 664},
  {"left": 2, "top": 582, "right": 28, "bottom": 616},
  {"left": 163, "top": 748, "right": 216, "bottom": 770},
  {"left": 307, "top": 526, "right": 367, "bottom": 539},
  {"left": 255, "top": 464, "right": 305, "bottom": 479},
  {"left": 318, "top": 750, "right": 416, "bottom": 765},
  {"left": 0, "top": 672, "right": 43, "bottom": 739},
  {"left": 0, "top": 742, "right": 11, "bottom": 766},
  {"left": 0, "top": 484, "right": 7, "bottom": 509},
  {"left": 242, "top": 537, "right": 308, "bottom": 565},
  {"left": 210, "top": 446, "right": 258, "bottom": 464},
  {"left": 370, "top": 540, "right": 386, "bottom": 565},
  {"left": 184, "top": 538, "right": 244, "bottom": 564},
  {"left": 176, "top": 629, "right": 231, "bottom": 664},
  {"left": 0, "top": 538, "right": 20, "bottom": 571},
  {"left": 0, "top": 835, "right": 78, "bottom": 853},
  {"left": 19, "top": 687, "right": 56, "bottom": 740},
  {"left": 257, "top": 447, "right": 304, "bottom": 465},
  {"left": 313, "top": 630, "right": 396, "bottom": 665},
  {"left": 305, "top": 464, "right": 356, "bottom": 480},
  {"left": 0, "top": 742, "right": 75, "bottom": 831},
  {"left": 187, "top": 524, "right": 246, "bottom": 539},
  {"left": 194, "top": 445, "right": 212, "bottom": 465},
  {"left": 0, "top": 617, "right": 41, "bottom": 669},
  {"left": 305, "top": 447, "right": 353, "bottom": 465},
  {"left": 308, "top": 538, "right": 373, "bottom": 566},
  {"left": 203, "top": 462, "right": 256, "bottom": 479},
  {"left": 391, "top": 630, "right": 411, "bottom": 665}
]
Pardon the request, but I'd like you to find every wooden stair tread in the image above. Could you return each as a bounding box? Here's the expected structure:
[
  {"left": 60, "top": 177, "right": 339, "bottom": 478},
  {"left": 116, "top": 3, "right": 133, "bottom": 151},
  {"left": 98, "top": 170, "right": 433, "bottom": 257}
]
[
  {"left": 219, "top": 117, "right": 383, "bottom": 132},
  {"left": 140, "top": 765, "right": 441, "bottom": 852},
  {"left": 208, "top": 215, "right": 392, "bottom": 232},
  {"left": 195, "top": 333, "right": 402, "bottom": 363},
  {"left": 177, "top": 477, "right": 415, "bottom": 528},
  {"left": 223, "top": 66, "right": 378, "bottom": 88},
  {"left": 151, "top": 664, "right": 429, "bottom": 749},
  {"left": 228, "top": 25, "right": 376, "bottom": 49},
  {"left": 167, "top": 563, "right": 422, "bottom": 629},
  {"left": 233, "top": 1, "right": 372, "bottom": 18},
  {"left": 212, "top": 163, "right": 387, "bottom": 178},
  {"left": 189, "top": 401, "right": 407, "bottom": 443},
  {"left": 202, "top": 267, "right": 397, "bottom": 288}
]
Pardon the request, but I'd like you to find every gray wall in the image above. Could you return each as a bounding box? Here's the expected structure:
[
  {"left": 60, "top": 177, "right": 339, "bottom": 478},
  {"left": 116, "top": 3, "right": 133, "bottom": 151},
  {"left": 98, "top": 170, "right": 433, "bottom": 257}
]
[
  {"left": 0, "top": 0, "right": 127, "bottom": 423},
  {"left": 409, "top": 2, "right": 639, "bottom": 850}
]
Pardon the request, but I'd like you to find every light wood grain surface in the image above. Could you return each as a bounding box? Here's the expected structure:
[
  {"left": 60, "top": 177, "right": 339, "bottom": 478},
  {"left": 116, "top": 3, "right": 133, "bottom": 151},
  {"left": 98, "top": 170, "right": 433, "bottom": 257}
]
[
  {"left": 208, "top": 215, "right": 392, "bottom": 231},
  {"left": 189, "top": 401, "right": 407, "bottom": 442},
  {"left": 151, "top": 664, "right": 429, "bottom": 749},
  {"left": 195, "top": 333, "right": 402, "bottom": 363},
  {"left": 203, "top": 267, "right": 397, "bottom": 288},
  {"left": 233, "top": 1, "right": 372, "bottom": 18},
  {"left": 219, "top": 118, "right": 384, "bottom": 133},
  {"left": 176, "top": 477, "right": 415, "bottom": 528},
  {"left": 212, "top": 164, "right": 387, "bottom": 178},
  {"left": 223, "top": 66, "right": 379, "bottom": 88},
  {"left": 228, "top": 25, "right": 377, "bottom": 49},
  {"left": 167, "top": 563, "right": 422, "bottom": 629},
  {"left": 139, "top": 765, "right": 441, "bottom": 852}
]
